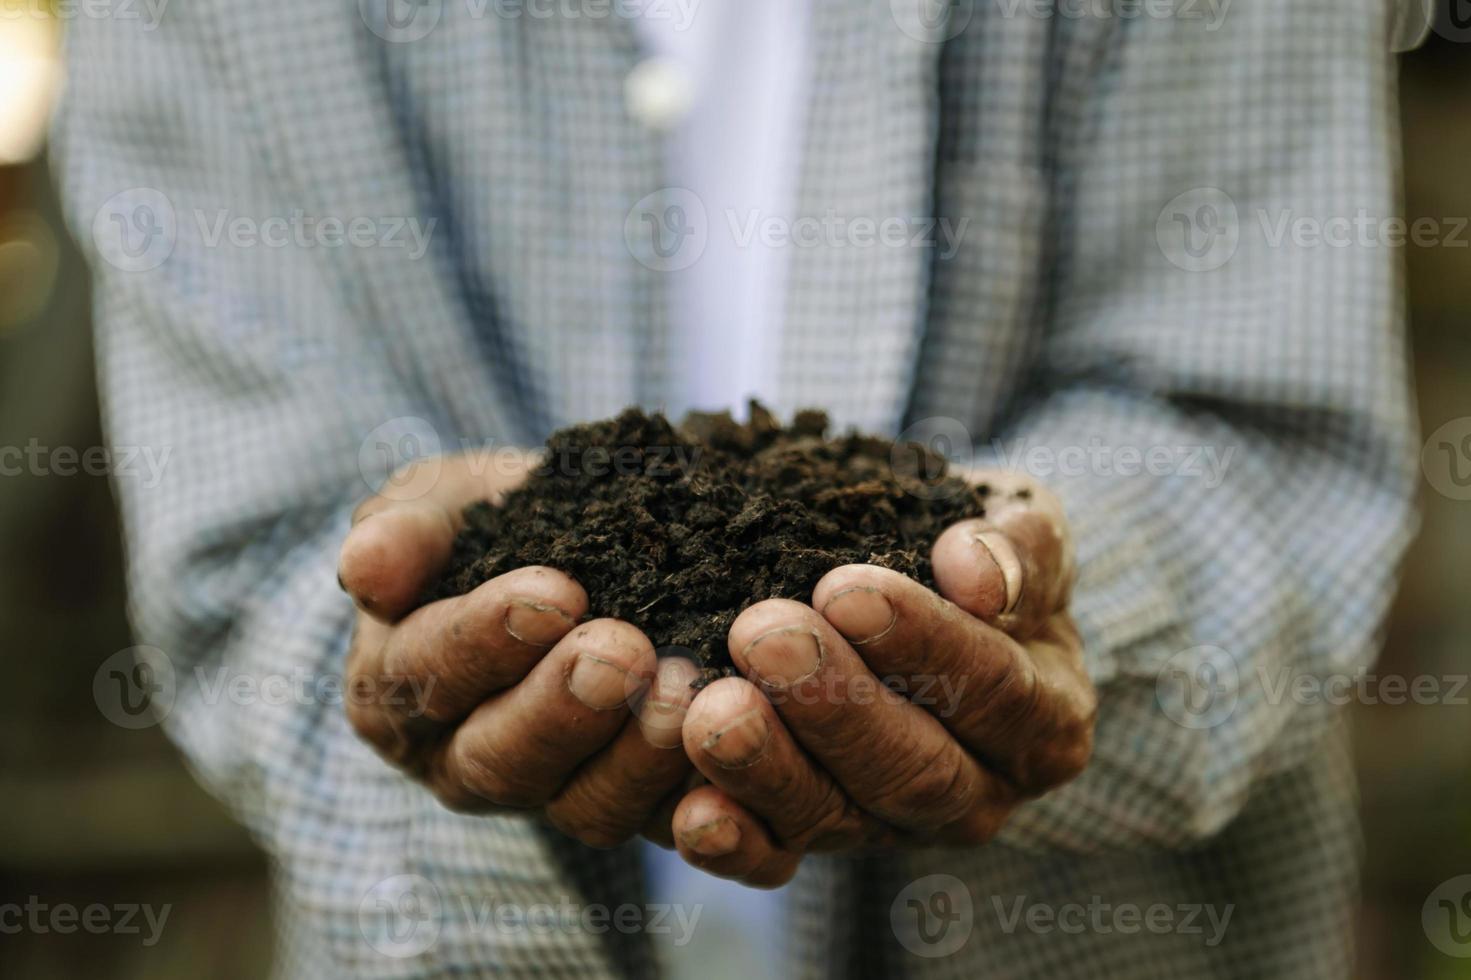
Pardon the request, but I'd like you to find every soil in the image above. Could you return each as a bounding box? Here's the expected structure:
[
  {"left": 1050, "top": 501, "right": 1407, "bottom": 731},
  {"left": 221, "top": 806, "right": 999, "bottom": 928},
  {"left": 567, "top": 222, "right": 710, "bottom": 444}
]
[{"left": 431, "top": 403, "right": 990, "bottom": 683}]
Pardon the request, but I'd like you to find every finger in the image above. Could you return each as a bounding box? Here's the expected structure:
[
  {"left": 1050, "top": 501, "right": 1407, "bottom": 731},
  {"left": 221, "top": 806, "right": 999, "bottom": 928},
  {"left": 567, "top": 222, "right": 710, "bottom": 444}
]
[
  {"left": 815, "top": 565, "right": 1095, "bottom": 793},
  {"left": 379, "top": 567, "right": 587, "bottom": 724},
  {"left": 931, "top": 482, "right": 1072, "bottom": 640},
  {"left": 545, "top": 657, "right": 700, "bottom": 848},
  {"left": 726, "top": 599, "right": 1010, "bottom": 838},
  {"left": 683, "top": 677, "right": 885, "bottom": 850},
  {"left": 339, "top": 500, "right": 459, "bottom": 622},
  {"left": 343, "top": 614, "right": 409, "bottom": 764},
  {"left": 428, "top": 619, "right": 656, "bottom": 811},
  {"left": 341, "top": 451, "right": 532, "bottom": 622},
  {"left": 672, "top": 785, "right": 802, "bottom": 888},
  {"left": 343, "top": 567, "right": 586, "bottom": 765}
]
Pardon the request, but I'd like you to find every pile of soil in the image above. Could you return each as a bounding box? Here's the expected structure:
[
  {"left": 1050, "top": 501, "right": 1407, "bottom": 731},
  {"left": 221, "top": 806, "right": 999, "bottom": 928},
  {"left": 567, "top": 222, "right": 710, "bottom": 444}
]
[{"left": 431, "top": 403, "right": 990, "bottom": 681}]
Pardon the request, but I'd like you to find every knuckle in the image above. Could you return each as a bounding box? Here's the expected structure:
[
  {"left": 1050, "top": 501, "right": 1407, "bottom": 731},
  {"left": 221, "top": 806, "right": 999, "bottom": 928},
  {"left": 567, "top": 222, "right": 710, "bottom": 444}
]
[
  {"left": 618, "top": 757, "right": 688, "bottom": 799},
  {"left": 1025, "top": 712, "right": 1096, "bottom": 791},
  {"left": 396, "top": 657, "right": 476, "bottom": 728},
  {"left": 953, "top": 644, "right": 1047, "bottom": 744},
  {"left": 446, "top": 738, "right": 546, "bottom": 809},
  {"left": 867, "top": 739, "right": 974, "bottom": 829},
  {"left": 1007, "top": 672, "right": 1097, "bottom": 792},
  {"left": 962, "top": 646, "right": 1042, "bottom": 739},
  {"left": 523, "top": 714, "right": 594, "bottom": 763},
  {"left": 781, "top": 779, "right": 867, "bottom": 850},
  {"left": 546, "top": 768, "right": 664, "bottom": 849}
]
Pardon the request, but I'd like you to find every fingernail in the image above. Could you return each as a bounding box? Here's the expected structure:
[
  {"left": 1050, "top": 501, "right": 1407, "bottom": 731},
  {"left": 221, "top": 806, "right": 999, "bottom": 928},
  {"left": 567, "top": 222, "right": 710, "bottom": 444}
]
[
  {"left": 639, "top": 662, "right": 693, "bottom": 749},
  {"left": 741, "top": 626, "right": 822, "bottom": 689},
  {"left": 568, "top": 653, "right": 637, "bottom": 710},
  {"left": 700, "top": 708, "right": 770, "bottom": 768},
  {"left": 821, "top": 586, "right": 896, "bottom": 645},
  {"left": 639, "top": 699, "right": 687, "bottom": 748},
  {"left": 680, "top": 816, "right": 740, "bottom": 857},
  {"left": 505, "top": 598, "right": 575, "bottom": 647},
  {"left": 972, "top": 528, "right": 1023, "bottom": 615}
]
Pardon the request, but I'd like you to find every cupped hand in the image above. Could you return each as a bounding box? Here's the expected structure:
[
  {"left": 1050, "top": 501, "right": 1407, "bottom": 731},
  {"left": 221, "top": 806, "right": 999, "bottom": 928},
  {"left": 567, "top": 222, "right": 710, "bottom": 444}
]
[
  {"left": 669, "top": 471, "right": 1097, "bottom": 886},
  {"left": 338, "top": 450, "right": 697, "bottom": 848}
]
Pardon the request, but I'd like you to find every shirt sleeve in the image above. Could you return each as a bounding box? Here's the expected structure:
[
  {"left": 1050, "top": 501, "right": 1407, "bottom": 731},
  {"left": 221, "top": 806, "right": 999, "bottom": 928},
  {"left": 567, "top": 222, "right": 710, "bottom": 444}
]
[
  {"left": 990, "top": 2, "right": 1420, "bottom": 852},
  {"left": 49, "top": 2, "right": 457, "bottom": 895}
]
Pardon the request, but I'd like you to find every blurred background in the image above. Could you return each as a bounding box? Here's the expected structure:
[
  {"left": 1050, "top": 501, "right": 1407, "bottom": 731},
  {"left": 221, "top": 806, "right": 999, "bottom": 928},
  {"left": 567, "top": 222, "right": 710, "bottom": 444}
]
[{"left": 0, "top": 4, "right": 1467, "bottom": 978}]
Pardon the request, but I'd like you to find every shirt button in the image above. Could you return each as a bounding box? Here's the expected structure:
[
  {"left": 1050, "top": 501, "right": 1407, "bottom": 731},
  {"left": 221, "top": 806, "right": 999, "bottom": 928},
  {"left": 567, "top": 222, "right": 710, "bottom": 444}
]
[{"left": 624, "top": 57, "right": 693, "bottom": 131}]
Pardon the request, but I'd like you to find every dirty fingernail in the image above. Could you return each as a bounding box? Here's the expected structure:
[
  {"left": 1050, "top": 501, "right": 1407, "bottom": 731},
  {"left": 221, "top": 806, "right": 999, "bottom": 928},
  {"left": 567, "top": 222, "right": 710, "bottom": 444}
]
[
  {"left": 741, "top": 626, "right": 822, "bottom": 689},
  {"left": 568, "top": 653, "right": 637, "bottom": 710},
  {"left": 505, "top": 599, "right": 575, "bottom": 647},
  {"left": 700, "top": 708, "right": 770, "bottom": 768},
  {"left": 972, "top": 529, "right": 1023, "bottom": 616},
  {"left": 680, "top": 816, "right": 741, "bottom": 857},
  {"left": 821, "top": 586, "right": 896, "bottom": 645}
]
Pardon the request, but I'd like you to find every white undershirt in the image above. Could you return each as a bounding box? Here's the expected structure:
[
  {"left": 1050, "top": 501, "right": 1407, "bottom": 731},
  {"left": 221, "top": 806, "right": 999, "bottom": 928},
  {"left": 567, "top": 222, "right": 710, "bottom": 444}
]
[
  {"left": 634, "top": 0, "right": 812, "bottom": 422},
  {"left": 631, "top": 4, "right": 812, "bottom": 977}
]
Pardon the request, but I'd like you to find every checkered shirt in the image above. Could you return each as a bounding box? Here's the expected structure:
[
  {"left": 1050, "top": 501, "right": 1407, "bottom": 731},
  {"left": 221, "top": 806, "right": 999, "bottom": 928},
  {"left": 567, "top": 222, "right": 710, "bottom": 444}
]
[{"left": 52, "top": 0, "right": 1420, "bottom": 976}]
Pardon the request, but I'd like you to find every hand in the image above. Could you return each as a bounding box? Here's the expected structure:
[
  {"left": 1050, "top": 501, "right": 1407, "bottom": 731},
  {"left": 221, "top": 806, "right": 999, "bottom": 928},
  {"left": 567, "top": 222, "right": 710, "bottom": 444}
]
[
  {"left": 669, "top": 472, "right": 1096, "bottom": 886},
  {"left": 338, "top": 450, "right": 698, "bottom": 848}
]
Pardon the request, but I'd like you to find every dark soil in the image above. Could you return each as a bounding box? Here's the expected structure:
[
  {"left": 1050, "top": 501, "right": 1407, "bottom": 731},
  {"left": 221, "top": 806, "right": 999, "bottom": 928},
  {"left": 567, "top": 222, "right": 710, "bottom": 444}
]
[{"left": 431, "top": 403, "right": 990, "bottom": 683}]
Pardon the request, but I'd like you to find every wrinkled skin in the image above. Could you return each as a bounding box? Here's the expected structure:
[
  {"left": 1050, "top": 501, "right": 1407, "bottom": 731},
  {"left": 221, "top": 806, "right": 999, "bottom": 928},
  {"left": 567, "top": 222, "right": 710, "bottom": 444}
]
[{"left": 340, "top": 451, "right": 1096, "bottom": 883}]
